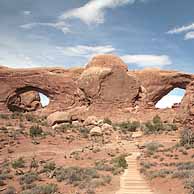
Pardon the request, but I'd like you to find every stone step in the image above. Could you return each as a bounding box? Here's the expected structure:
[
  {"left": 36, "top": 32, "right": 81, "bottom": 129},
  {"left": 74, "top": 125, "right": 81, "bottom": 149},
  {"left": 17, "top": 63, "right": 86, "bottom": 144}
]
[{"left": 115, "top": 149, "right": 154, "bottom": 194}]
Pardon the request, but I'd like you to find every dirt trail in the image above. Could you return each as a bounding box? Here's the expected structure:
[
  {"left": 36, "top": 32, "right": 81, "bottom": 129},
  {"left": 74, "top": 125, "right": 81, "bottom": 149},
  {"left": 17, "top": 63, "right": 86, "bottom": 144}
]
[{"left": 115, "top": 142, "right": 154, "bottom": 194}]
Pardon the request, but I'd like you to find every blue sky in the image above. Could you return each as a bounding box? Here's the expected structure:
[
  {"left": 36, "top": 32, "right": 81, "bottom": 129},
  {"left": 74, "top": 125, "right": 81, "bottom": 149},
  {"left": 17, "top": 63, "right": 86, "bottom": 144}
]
[{"left": 1, "top": 0, "right": 194, "bottom": 107}]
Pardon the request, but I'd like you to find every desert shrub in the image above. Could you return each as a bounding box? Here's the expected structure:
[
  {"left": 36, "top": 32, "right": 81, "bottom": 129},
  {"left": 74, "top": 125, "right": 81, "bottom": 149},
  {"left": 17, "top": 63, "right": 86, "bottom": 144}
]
[
  {"left": 148, "top": 169, "right": 173, "bottom": 179},
  {"left": 54, "top": 166, "right": 101, "bottom": 188},
  {"left": 185, "top": 178, "right": 194, "bottom": 194},
  {"left": 89, "top": 175, "right": 112, "bottom": 188},
  {"left": 3, "top": 186, "right": 16, "bottom": 194},
  {"left": 30, "top": 125, "right": 43, "bottom": 137},
  {"left": 180, "top": 129, "right": 194, "bottom": 147},
  {"left": 20, "top": 172, "right": 39, "bottom": 185},
  {"left": 116, "top": 121, "right": 140, "bottom": 133},
  {"left": 172, "top": 170, "right": 194, "bottom": 179},
  {"left": 0, "top": 173, "right": 13, "bottom": 181},
  {"left": 140, "top": 161, "right": 154, "bottom": 169},
  {"left": 42, "top": 162, "right": 56, "bottom": 173},
  {"left": 10, "top": 112, "right": 23, "bottom": 120},
  {"left": 0, "top": 114, "right": 9, "bottom": 119},
  {"left": 56, "top": 124, "right": 73, "bottom": 133},
  {"left": 25, "top": 114, "right": 39, "bottom": 123},
  {"left": 95, "top": 160, "right": 113, "bottom": 171},
  {"left": 12, "top": 157, "right": 25, "bottom": 169},
  {"left": 111, "top": 154, "right": 128, "bottom": 169},
  {"left": 176, "top": 162, "right": 194, "bottom": 170},
  {"left": 79, "top": 127, "right": 90, "bottom": 138},
  {"left": 145, "top": 142, "right": 163, "bottom": 155},
  {"left": 30, "top": 158, "right": 39, "bottom": 169},
  {"left": 19, "top": 184, "right": 58, "bottom": 194},
  {"left": 143, "top": 115, "right": 177, "bottom": 134},
  {"left": 103, "top": 118, "right": 112, "bottom": 125},
  {"left": 85, "top": 189, "right": 95, "bottom": 194}
]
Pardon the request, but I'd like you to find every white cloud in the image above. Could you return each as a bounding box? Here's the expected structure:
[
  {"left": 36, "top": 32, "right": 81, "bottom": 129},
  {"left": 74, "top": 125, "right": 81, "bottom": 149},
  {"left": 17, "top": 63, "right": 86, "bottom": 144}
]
[
  {"left": 155, "top": 95, "right": 183, "bottom": 109},
  {"left": 121, "top": 54, "right": 172, "bottom": 67},
  {"left": 57, "top": 45, "right": 116, "bottom": 58},
  {"left": 167, "top": 23, "right": 194, "bottom": 34},
  {"left": 23, "top": 11, "right": 31, "bottom": 16},
  {"left": 20, "top": 21, "right": 71, "bottom": 34},
  {"left": 20, "top": 0, "right": 147, "bottom": 33},
  {"left": 60, "top": 0, "right": 133, "bottom": 25},
  {"left": 184, "top": 31, "right": 194, "bottom": 40}
]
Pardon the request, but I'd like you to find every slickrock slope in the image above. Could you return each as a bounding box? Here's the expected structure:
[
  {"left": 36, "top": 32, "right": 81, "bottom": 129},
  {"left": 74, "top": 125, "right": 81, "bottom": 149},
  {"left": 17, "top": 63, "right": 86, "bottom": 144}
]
[{"left": 1, "top": 54, "right": 194, "bottom": 125}]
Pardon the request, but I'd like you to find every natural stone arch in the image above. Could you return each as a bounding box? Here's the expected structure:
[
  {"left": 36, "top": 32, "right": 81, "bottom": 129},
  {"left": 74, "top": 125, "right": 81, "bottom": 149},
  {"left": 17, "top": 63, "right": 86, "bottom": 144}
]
[
  {"left": 6, "top": 86, "right": 51, "bottom": 112},
  {"left": 155, "top": 88, "right": 186, "bottom": 109}
]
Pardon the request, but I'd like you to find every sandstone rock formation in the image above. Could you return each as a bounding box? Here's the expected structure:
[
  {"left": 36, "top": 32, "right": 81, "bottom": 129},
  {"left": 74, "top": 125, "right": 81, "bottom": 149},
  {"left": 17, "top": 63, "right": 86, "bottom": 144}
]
[
  {"left": 177, "top": 81, "right": 194, "bottom": 128},
  {"left": 7, "top": 90, "right": 41, "bottom": 112},
  {"left": 1, "top": 54, "right": 194, "bottom": 125}
]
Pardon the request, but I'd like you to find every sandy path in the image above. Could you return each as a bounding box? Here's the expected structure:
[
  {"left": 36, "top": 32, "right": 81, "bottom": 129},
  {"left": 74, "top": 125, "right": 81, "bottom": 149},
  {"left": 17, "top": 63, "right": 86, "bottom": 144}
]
[{"left": 115, "top": 143, "right": 154, "bottom": 194}]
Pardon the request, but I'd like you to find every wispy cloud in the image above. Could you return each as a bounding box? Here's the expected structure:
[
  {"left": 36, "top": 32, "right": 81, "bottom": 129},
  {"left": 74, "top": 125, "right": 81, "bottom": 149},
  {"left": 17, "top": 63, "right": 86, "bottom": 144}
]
[
  {"left": 167, "top": 23, "right": 194, "bottom": 34},
  {"left": 57, "top": 45, "right": 116, "bottom": 58},
  {"left": 20, "top": 0, "right": 146, "bottom": 34},
  {"left": 167, "top": 23, "right": 194, "bottom": 40},
  {"left": 185, "top": 31, "right": 194, "bottom": 40},
  {"left": 60, "top": 0, "right": 134, "bottom": 25},
  {"left": 121, "top": 54, "right": 172, "bottom": 67},
  {"left": 23, "top": 11, "right": 31, "bottom": 16},
  {"left": 20, "top": 21, "right": 71, "bottom": 34}
]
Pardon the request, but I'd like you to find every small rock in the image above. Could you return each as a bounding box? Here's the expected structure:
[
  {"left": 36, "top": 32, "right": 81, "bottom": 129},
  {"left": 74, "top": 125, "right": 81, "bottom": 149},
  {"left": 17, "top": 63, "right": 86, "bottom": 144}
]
[
  {"left": 47, "top": 111, "right": 71, "bottom": 126},
  {"left": 83, "top": 116, "right": 98, "bottom": 126},
  {"left": 72, "top": 120, "right": 81, "bottom": 127},
  {"left": 90, "top": 126, "right": 102, "bottom": 136},
  {"left": 102, "top": 123, "right": 113, "bottom": 132}
]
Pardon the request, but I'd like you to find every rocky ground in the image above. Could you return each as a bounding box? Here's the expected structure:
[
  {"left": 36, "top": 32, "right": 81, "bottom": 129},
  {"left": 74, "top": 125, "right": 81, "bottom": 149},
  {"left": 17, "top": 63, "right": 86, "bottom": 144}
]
[{"left": 0, "top": 112, "right": 194, "bottom": 194}]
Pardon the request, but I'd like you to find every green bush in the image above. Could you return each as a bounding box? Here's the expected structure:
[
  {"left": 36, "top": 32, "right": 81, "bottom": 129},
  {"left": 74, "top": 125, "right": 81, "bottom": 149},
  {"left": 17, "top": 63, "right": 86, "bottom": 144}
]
[
  {"left": 0, "top": 114, "right": 9, "bottom": 119},
  {"left": 20, "top": 172, "right": 39, "bottom": 186},
  {"left": 19, "top": 184, "right": 58, "bottom": 194},
  {"left": 95, "top": 160, "right": 113, "bottom": 171},
  {"left": 42, "top": 162, "right": 56, "bottom": 173},
  {"left": 116, "top": 121, "right": 140, "bottom": 133},
  {"left": 54, "top": 166, "right": 103, "bottom": 189},
  {"left": 145, "top": 142, "right": 163, "bottom": 155},
  {"left": 30, "top": 125, "right": 43, "bottom": 137},
  {"left": 148, "top": 169, "right": 173, "bottom": 179},
  {"left": 79, "top": 127, "right": 90, "bottom": 138},
  {"left": 12, "top": 157, "right": 25, "bottom": 169},
  {"left": 180, "top": 129, "right": 194, "bottom": 147},
  {"left": 185, "top": 178, "right": 194, "bottom": 194},
  {"left": 25, "top": 114, "right": 39, "bottom": 123},
  {"left": 111, "top": 154, "right": 128, "bottom": 169},
  {"left": 143, "top": 115, "right": 177, "bottom": 134}
]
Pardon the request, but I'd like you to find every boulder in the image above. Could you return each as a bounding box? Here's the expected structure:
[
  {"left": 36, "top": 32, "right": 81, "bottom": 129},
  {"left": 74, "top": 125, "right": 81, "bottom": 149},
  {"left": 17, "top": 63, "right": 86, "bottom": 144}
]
[
  {"left": 101, "top": 123, "right": 113, "bottom": 132},
  {"left": 83, "top": 116, "right": 98, "bottom": 126},
  {"left": 47, "top": 106, "right": 88, "bottom": 126},
  {"left": 47, "top": 111, "right": 71, "bottom": 126},
  {"left": 90, "top": 126, "right": 103, "bottom": 136}
]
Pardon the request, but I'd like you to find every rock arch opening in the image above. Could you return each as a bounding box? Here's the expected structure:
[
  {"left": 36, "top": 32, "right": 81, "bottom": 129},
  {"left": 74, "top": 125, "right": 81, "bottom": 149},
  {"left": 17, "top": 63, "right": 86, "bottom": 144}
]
[
  {"left": 155, "top": 88, "right": 185, "bottom": 109},
  {"left": 7, "top": 86, "right": 50, "bottom": 112},
  {"left": 39, "top": 92, "right": 50, "bottom": 107}
]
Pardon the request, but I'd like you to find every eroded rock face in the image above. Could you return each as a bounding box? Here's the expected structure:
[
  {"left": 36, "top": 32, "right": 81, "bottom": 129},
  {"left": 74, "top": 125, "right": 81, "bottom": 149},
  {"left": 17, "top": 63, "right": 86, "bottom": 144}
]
[
  {"left": 177, "top": 82, "right": 194, "bottom": 128},
  {"left": 1, "top": 54, "right": 194, "bottom": 125},
  {"left": 78, "top": 55, "right": 140, "bottom": 106}
]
